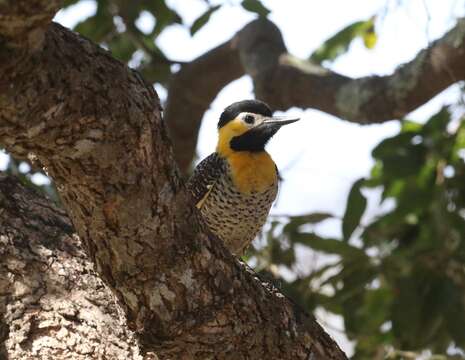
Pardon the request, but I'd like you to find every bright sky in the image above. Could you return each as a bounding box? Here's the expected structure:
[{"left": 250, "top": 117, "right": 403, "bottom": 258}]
[{"left": 1, "top": 0, "right": 463, "bottom": 355}]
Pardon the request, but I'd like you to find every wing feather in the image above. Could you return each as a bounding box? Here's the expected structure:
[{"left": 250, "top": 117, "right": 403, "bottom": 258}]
[{"left": 186, "top": 153, "right": 225, "bottom": 208}]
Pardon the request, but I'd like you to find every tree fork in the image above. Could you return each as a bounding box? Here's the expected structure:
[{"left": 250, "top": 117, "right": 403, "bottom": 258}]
[{"left": 0, "top": 2, "right": 346, "bottom": 359}]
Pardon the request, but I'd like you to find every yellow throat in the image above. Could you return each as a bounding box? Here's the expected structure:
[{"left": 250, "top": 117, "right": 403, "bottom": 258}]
[{"left": 216, "top": 118, "right": 277, "bottom": 194}]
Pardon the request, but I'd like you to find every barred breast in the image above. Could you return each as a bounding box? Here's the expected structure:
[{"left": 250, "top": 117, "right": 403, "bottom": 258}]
[{"left": 199, "top": 167, "right": 278, "bottom": 255}]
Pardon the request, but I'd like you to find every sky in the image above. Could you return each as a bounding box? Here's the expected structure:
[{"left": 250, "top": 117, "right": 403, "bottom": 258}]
[{"left": 2, "top": 0, "right": 464, "bottom": 355}]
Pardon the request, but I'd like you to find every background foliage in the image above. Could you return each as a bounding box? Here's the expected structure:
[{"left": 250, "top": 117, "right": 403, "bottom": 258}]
[
  {"left": 2, "top": 1, "right": 465, "bottom": 358},
  {"left": 253, "top": 106, "right": 465, "bottom": 359}
]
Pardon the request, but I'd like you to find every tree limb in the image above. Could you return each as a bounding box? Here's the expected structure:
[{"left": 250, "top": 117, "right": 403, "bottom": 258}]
[
  {"left": 240, "top": 19, "right": 465, "bottom": 121},
  {"left": 0, "top": 3, "right": 346, "bottom": 359},
  {"left": 0, "top": 0, "right": 60, "bottom": 47},
  {"left": 164, "top": 40, "right": 243, "bottom": 173},
  {"left": 0, "top": 174, "right": 157, "bottom": 359}
]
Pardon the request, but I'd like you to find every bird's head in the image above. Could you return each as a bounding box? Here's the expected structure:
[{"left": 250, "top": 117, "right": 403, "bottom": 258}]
[{"left": 216, "top": 100, "right": 299, "bottom": 156}]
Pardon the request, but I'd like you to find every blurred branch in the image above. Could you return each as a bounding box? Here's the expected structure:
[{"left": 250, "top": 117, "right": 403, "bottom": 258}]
[
  {"left": 239, "top": 18, "right": 465, "bottom": 122},
  {"left": 164, "top": 40, "right": 243, "bottom": 172}
]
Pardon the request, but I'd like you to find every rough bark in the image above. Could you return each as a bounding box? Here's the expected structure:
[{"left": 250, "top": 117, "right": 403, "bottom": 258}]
[
  {"left": 0, "top": 2, "right": 347, "bottom": 359},
  {"left": 0, "top": 174, "right": 159, "bottom": 359},
  {"left": 164, "top": 18, "right": 465, "bottom": 172}
]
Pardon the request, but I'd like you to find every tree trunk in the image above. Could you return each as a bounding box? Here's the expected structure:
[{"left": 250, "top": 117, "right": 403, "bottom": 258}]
[
  {"left": 0, "top": 174, "right": 158, "bottom": 359},
  {"left": 0, "top": 2, "right": 347, "bottom": 359}
]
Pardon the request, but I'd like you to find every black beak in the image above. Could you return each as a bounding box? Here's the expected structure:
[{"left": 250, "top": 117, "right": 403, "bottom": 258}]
[
  {"left": 254, "top": 116, "right": 300, "bottom": 137},
  {"left": 230, "top": 116, "right": 300, "bottom": 152},
  {"left": 261, "top": 116, "right": 300, "bottom": 128}
]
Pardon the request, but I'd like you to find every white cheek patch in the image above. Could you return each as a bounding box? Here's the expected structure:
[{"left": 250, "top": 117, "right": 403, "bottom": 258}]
[{"left": 239, "top": 112, "right": 266, "bottom": 128}]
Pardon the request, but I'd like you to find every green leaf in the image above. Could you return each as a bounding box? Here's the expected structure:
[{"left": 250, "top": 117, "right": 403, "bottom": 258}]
[
  {"left": 445, "top": 284, "right": 465, "bottom": 346},
  {"left": 107, "top": 33, "right": 138, "bottom": 62},
  {"left": 292, "top": 212, "right": 334, "bottom": 224},
  {"left": 117, "top": 2, "right": 143, "bottom": 24},
  {"left": 142, "top": 0, "right": 182, "bottom": 36},
  {"left": 74, "top": 1, "right": 113, "bottom": 43},
  {"left": 313, "top": 293, "right": 343, "bottom": 315},
  {"left": 310, "top": 17, "right": 376, "bottom": 64},
  {"left": 361, "top": 287, "right": 393, "bottom": 332},
  {"left": 190, "top": 5, "right": 221, "bottom": 36},
  {"left": 421, "top": 106, "right": 451, "bottom": 137},
  {"left": 311, "top": 238, "right": 366, "bottom": 258},
  {"left": 294, "top": 233, "right": 365, "bottom": 258},
  {"left": 267, "top": 233, "right": 295, "bottom": 266},
  {"left": 282, "top": 212, "right": 333, "bottom": 234},
  {"left": 62, "top": 0, "right": 80, "bottom": 8},
  {"left": 452, "top": 120, "right": 465, "bottom": 162},
  {"left": 281, "top": 214, "right": 334, "bottom": 246},
  {"left": 241, "top": 0, "right": 270, "bottom": 17},
  {"left": 372, "top": 132, "right": 414, "bottom": 159},
  {"left": 138, "top": 59, "right": 172, "bottom": 84},
  {"left": 401, "top": 119, "right": 423, "bottom": 133},
  {"left": 74, "top": 15, "right": 114, "bottom": 43},
  {"left": 372, "top": 132, "right": 426, "bottom": 179},
  {"left": 362, "top": 27, "right": 377, "bottom": 49},
  {"left": 342, "top": 179, "right": 367, "bottom": 241}
]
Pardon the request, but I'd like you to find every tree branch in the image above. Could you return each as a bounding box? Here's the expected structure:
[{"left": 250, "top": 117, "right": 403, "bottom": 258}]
[
  {"left": 164, "top": 40, "right": 243, "bottom": 172},
  {"left": 0, "top": 3, "right": 346, "bottom": 359},
  {"left": 163, "top": 18, "right": 465, "bottom": 173},
  {"left": 240, "top": 19, "right": 465, "bottom": 122},
  {"left": 0, "top": 0, "right": 61, "bottom": 47},
  {"left": 0, "top": 174, "right": 157, "bottom": 359}
]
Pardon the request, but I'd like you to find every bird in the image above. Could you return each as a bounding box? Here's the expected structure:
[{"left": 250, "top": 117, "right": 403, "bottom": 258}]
[{"left": 187, "top": 99, "right": 299, "bottom": 256}]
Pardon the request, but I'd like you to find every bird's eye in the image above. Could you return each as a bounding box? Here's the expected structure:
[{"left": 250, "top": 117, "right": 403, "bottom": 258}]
[{"left": 244, "top": 114, "right": 255, "bottom": 124}]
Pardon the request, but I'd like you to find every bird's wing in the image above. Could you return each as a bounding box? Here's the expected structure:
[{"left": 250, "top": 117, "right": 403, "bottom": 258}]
[{"left": 187, "top": 152, "right": 225, "bottom": 209}]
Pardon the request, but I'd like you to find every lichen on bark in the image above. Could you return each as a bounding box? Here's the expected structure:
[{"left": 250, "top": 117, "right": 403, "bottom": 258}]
[{"left": 335, "top": 77, "right": 376, "bottom": 120}]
